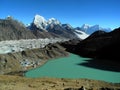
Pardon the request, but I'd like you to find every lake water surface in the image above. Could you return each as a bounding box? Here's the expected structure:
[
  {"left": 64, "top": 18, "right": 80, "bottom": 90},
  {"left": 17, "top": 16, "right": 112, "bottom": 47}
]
[{"left": 25, "top": 53, "right": 120, "bottom": 83}]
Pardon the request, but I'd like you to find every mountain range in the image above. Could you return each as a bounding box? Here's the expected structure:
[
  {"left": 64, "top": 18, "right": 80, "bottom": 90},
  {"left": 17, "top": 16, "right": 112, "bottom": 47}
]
[
  {"left": 29, "top": 14, "right": 86, "bottom": 39},
  {"left": 29, "top": 14, "right": 111, "bottom": 37},
  {"left": 0, "top": 14, "right": 112, "bottom": 41},
  {"left": 79, "top": 24, "right": 111, "bottom": 34}
]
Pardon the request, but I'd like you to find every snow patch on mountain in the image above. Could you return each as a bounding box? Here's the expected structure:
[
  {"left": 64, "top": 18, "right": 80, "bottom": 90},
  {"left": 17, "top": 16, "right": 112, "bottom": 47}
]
[
  {"left": 29, "top": 14, "right": 111, "bottom": 39},
  {"left": 62, "top": 24, "right": 73, "bottom": 30},
  {"left": 47, "top": 18, "right": 61, "bottom": 25},
  {"left": 74, "top": 30, "right": 89, "bottom": 39}
]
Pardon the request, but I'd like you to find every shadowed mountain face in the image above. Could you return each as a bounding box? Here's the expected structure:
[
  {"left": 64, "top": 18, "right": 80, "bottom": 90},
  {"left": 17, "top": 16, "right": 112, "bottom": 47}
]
[
  {"left": 62, "top": 27, "right": 120, "bottom": 59},
  {"left": 29, "top": 22, "right": 60, "bottom": 38},
  {"left": 47, "top": 24, "right": 78, "bottom": 39},
  {"left": 60, "top": 28, "right": 120, "bottom": 72},
  {"left": 0, "top": 19, "right": 36, "bottom": 41},
  {"left": 77, "top": 28, "right": 120, "bottom": 60},
  {"left": 30, "top": 22, "right": 77, "bottom": 39}
]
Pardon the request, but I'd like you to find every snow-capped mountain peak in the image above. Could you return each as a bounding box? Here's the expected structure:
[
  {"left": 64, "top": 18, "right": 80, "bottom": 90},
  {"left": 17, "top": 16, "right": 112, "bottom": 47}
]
[
  {"left": 47, "top": 18, "right": 61, "bottom": 25},
  {"left": 80, "top": 24, "right": 111, "bottom": 34},
  {"left": 33, "top": 14, "right": 47, "bottom": 29},
  {"left": 81, "top": 24, "right": 90, "bottom": 29},
  {"left": 29, "top": 14, "right": 111, "bottom": 39}
]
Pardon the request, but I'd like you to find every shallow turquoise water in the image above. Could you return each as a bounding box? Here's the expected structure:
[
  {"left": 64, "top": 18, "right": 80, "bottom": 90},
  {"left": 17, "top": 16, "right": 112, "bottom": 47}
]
[{"left": 25, "top": 53, "right": 120, "bottom": 83}]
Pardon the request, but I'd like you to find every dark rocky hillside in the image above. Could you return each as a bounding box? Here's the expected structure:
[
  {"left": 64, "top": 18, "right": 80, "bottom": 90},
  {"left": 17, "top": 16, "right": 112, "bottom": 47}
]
[
  {"left": 77, "top": 28, "right": 120, "bottom": 59},
  {"left": 60, "top": 28, "right": 120, "bottom": 71},
  {"left": 0, "top": 18, "right": 36, "bottom": 41},
  {"left": 61, "top": 28, "right": 120, "bottom": 59}
]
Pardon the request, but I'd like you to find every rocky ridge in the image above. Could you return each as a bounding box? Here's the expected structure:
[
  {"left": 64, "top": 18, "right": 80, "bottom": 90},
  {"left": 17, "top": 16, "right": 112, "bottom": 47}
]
[
  {"left": 0, "top": 18, "right": 36, "bottom": 41},
  {"left": 60, "top": 27, "right": 120, "bottom": 59},
  {"left": 29, "top": 14, "right": 89, "bottom": 39}
]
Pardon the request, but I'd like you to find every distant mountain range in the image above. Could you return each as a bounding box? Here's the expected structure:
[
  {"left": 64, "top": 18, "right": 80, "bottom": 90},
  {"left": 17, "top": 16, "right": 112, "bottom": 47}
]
[
  {"left": 0, "top": 14, "right": 112, "bottom": 41},
  {"left": 28, "top": 14, "right": 112, "bottom": 38},
  {"left": 76, "top": 24, "right": 111, "bottom": 34},
  {"left": 29, "top": 14, "right": 88, "bottom": 39}
]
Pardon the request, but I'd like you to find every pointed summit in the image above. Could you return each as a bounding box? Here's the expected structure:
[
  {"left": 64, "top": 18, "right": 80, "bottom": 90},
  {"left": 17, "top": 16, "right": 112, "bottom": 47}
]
[
  {"left": 47, "top": 18, "right": 61, "bottom": 25},
  {"left": 33, "top": 14, "right": 47, "bottom": 29},
  {"left": 81, "top": 24, "right": 90, "bottom": 32}
]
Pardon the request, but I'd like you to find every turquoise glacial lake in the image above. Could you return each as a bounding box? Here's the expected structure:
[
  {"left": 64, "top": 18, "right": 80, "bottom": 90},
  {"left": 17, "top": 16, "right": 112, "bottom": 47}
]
[{"left": 25, "top": 53, "right": 120, "bottom": 83}]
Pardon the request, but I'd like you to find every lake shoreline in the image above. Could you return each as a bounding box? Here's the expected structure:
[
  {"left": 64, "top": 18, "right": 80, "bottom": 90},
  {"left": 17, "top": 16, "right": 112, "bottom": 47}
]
[{"left": 25, "top": 53, "right": 120, "bottom": 83}]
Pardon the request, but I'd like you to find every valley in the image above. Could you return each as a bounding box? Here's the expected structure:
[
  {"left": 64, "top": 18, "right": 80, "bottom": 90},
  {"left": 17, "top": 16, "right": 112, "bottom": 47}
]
[{"left": 0, "top": 15, "right": 120, "bottom": 90}]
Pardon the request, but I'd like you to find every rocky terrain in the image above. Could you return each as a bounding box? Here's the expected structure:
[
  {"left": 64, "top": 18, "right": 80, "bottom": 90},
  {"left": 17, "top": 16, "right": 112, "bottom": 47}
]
[
  {"left": 0, "top": 18, "right": 36, "bottom": 41},
  {"left": 0, "top": 42, "right": 69, "bottom": 75},
  {"left": 0, "top": 75, "right": 120, "bottom": 90},
  {"left": 60, "top": 27, "right": 120, "bottom": 59},
  {"left": 0, "top": 38, "right": 69, "bottom": 54}
]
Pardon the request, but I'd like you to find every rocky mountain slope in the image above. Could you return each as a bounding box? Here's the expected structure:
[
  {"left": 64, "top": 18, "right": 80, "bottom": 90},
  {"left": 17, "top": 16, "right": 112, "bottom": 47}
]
[
  {"left": 60, "top": 27, "right": 120, "bottom": 72},
  {"left": 0, "top": 42, "right": 68, "bottom": 75},
  {"left": 77, "top": 27, "right": 120, "bottom": 60},
  {"left": 0, "top": 18, "right": 36, "bottom": 41},
  {"left": 61, "top": 27, "right": 120, "bottom": 59}
]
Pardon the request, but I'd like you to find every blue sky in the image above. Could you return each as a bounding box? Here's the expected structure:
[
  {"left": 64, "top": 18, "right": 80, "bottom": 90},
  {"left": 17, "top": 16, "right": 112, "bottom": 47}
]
[{"left": 0, "top": 0, "right": 120, "bottom": 29}]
